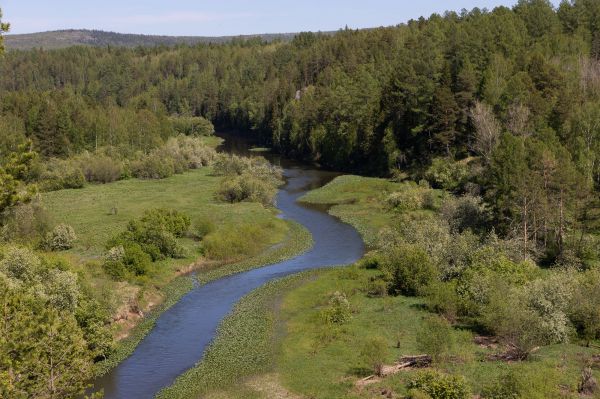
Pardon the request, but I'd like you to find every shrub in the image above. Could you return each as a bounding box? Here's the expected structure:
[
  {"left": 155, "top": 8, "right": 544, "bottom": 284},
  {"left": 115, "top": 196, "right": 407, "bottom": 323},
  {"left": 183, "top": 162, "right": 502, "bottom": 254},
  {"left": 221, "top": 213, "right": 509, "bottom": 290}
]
[
  {"left": 193, "top": 217, "right": 215, "bottom": 240},
  {"left": 407, "top": 370, "right": 470, "bottom": 399},
  {"left": 44, "top": 268, "right": 80, "bottom": 312},
  {"left": 386, "top": 186, "right": 424, "bottom": 211},
  {"left": 570, "top": 269, "right": 600, "bottom": 345},
  {"left": 135, "top": 208, "right": 191, "bottom": 238},
  {"left": 367, "top": 278, "right": 388, "bottom": 297},
  {"left": 322, "top": 291, "right": 351, "bottom": 324},
  {"left": 360, "top": 336, "right": 389, "bottom": 376},
  {"left": 425, "top": 281, "right": 460, "bottom": 321},
  {"left": 0, "top": 246, "right": 41, "bottom": 284},
  {"left": 416, "top": 317, "right": 456, "bottom": 362},
  {"left": 171, "top": 116, "right": 214, "bottom": 136},
  {"left": 425, "top": 157, "right": 469, "bottom": 191},
  {"left": 201, "top": 222, "right": 275, "bottom": 260},
  {"left": 440, "top": 195, "right": 488, "bottom": 234},
  {"left": 217, "top": 173, "right": 277, "bottom": 206},
  {"left": 131, "top": 152, "right": 176, "bottom": 179},
  {"left": 39, "top": 158, "right": 85, "bottom": 191},
  {"left": 78, "top": 153, "right": 123, "bottom": 184},
  {"left": 45, "top": 224, "right": 77, "bottom": 251},
  {"left": 0, "top": 199, "right": 51, "bottom": 243},
  {"left": 103, "top": 241, "right": 152, "bottom": 279},
  {"left": 382, "top": 243, "right": 438, "bottom": 296}
]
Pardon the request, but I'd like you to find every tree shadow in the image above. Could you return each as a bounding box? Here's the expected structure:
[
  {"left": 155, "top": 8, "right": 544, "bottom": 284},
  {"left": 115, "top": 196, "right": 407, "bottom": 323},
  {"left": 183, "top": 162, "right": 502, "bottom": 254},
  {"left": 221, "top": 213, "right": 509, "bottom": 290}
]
[{"left": 347, "top": 366, "right": 373, "bottom": 377}]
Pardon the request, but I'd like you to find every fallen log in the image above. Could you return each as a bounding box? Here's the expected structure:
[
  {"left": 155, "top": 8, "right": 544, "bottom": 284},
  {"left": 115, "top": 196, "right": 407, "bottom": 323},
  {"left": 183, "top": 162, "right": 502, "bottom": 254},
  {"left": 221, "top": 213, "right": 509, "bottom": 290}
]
[
  {"left": 398, "top": 354, "right": 432, "bottom": 368},
  {"left": 356, "top": 354, "right": 433, "bottom": 387}
]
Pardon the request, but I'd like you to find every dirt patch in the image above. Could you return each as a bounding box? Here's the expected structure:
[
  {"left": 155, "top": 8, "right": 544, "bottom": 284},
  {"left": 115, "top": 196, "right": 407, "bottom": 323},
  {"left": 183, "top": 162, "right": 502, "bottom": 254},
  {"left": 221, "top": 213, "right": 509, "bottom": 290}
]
[{"left": 245, "top": 373, "right": 304, "bottom": 399}]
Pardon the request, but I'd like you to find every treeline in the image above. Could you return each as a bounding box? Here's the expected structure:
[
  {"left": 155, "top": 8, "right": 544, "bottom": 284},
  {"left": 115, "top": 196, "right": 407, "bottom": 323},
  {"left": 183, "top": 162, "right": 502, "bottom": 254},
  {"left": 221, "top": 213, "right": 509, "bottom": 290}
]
[
  {"left": 0, "top": 1, "right": 598, "bottom": 170},
  {"left": 2, "top": 0, "right": 600, "bottom": 263}
]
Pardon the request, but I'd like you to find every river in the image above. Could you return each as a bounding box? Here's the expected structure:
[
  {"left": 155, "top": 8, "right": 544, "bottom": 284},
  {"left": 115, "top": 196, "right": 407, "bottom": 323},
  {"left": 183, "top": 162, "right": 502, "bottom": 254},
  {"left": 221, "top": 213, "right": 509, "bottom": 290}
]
[{"left": 89, "top": 132, "right": 365, "bottom": 398}]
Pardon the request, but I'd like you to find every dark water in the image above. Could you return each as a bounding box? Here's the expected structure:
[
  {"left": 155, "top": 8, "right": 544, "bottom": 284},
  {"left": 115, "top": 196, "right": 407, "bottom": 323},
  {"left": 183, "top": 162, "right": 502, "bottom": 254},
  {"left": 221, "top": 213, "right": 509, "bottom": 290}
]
[{"left": 90, "top": 133, "right": 365, "bottom": 399}]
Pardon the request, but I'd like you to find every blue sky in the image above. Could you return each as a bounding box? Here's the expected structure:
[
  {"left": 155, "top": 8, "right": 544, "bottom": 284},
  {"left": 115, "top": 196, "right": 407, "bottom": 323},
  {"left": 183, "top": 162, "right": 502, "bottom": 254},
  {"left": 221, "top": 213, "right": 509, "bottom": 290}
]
[{"left": 3, "top": 0, "right": 560, "bottom": 36}]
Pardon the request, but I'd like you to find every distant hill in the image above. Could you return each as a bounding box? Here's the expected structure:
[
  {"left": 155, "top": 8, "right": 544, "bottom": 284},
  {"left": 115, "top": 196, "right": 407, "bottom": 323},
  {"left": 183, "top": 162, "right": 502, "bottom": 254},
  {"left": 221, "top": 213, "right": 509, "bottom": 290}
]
[{"left": 4, "top": 29, "right": 302, "bottom": 50}]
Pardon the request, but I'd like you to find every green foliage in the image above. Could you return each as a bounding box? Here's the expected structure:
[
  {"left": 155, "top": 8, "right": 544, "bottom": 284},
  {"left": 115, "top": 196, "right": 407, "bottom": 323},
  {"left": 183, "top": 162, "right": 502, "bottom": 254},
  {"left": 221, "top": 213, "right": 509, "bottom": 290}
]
[
  {"left": 38, "top": 157, "right": 86, "bottom": 191},
  {"left": 0, "top": 7, "right": 8, "bottom": 55},
  {"left": 131, "top": 136, "right": 216, "bottom": 179},
  {"left": 192, "top": 217, "right": 215, "bottom": 240},
  {"left": 217, "top": 173, "right": 278, "bottom": 206},
  {"left": 0, "top": 141, "right": 37, "bottom": 215},
  {"left": 381, "top": 243, "right": 438, "bottom": 296},
  {"left": 322, "top": 291, "right": 351, "bottom": 325},
  {"left": 103, "top": 208, "right": 190, "bottom": 279},
  {"left": 407, "top": 370, "right": 471, "bottom": 399},
  {"left": 202, "top": 221, "right": 281, "bottom": 261},
  {"left": 170, "top": 116, "right": 214, "bottom": 137},
  {"left": 214, "top": 155, "right": 282, "bottom": 206},
  {"left": 425, "top": 158, "right": 470, "bottom": 191},
  {"left": 0, "top": 286, "right": 93, "bottom": 399},
  {"left": 359, "top": 335, "right": 389, "bottom": 376},
  {"left": 135, "top": 208, "right": 191, "bottom": 238},
  {"left": 78, "top": 153, "right": 123, "bottom": 184},
  {"left": 44, "top": 223, "right": 76, "bottom": 251},
  {"left": 416, "top": 317, "right": 456, "bottom": 363}
]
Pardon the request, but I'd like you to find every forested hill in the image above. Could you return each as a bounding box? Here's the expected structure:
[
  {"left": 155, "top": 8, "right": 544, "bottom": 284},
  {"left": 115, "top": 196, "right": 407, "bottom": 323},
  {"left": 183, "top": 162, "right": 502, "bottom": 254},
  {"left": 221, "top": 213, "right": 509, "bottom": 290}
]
[{"left": 4, "top": 29, "right": 300, "bottom": 50}]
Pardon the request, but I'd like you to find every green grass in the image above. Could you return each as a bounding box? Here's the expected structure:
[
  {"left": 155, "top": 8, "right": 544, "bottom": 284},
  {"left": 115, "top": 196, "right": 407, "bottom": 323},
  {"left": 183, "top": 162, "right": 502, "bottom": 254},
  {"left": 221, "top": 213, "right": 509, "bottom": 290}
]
[
  {"left": 43, "top": 168, "right": 280, "bottom": 258},
  {"left": 300, "top": 175, "right": 424, "bottom": 247},
  {"left": 274, "top": 267, "right": 599, "bottom": 399}
]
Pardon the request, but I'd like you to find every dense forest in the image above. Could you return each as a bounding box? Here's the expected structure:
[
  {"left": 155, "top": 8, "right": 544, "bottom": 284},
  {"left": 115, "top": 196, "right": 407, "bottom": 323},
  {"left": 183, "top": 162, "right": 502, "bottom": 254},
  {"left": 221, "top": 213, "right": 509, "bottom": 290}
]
[
  {"left": 1, "top": 0, "right": 600, "bottom": 261},
  {"left": 2, "top": 1, "right": 600, "bottom": 398}
]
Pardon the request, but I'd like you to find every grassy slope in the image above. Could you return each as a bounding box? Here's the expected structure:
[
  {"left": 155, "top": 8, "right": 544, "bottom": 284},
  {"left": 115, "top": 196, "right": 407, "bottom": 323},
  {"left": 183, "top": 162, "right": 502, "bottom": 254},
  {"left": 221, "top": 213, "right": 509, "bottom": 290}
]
[{"left": 180, "top": 175, "right": 600, "bottom": 399}]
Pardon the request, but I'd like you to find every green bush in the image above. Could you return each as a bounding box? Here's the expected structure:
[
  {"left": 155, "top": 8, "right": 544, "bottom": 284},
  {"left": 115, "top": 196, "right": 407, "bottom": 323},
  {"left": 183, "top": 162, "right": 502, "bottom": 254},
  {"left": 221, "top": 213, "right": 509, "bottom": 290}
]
[
  {"left": 135, "top": 208, "right": 191, "bottom": 238},
  {"left": 322, "top": 291, "right": 351, "bottom": 324},
  {"left": 425, "top": 281, "right": 460, "bottom": 321},
  {"left": 202, "top": 223, "right": 271, "bottom": 260},
  {"left": 39, "top": 158, "right": 86, "bottom": 191},
  {"left": 78, "top": 153, "right": 123, "bottom": 184},
  {"left": 0, "top": 246, "right": 42, "bottom": 284},
  {"left": 170, "top": 116, "right": 214, "bottom": 137},
  {"left": 103, "top": 208, "right": 190, "bottom": 279},
  {"left": 131, "top": 152, "right": 176, "bottom": 179},
  {"left": 359, "top": 336, "right": 389, "bottom": 376},
  {"left": 193, "top": 217, "right": 215, "bottom": 240},
  {"left": 103, "top": 241, "right": 152, "bottom": 279},
  {"left": 0, "top": 200, "right": 51, "bottom": 243},
  {"left": 217, "top": 173, "right": 278, "bottom": 206},
  {"left": 416, "top": 317, "right": 456, "bottom": 362},
  {"left": 45, "top": 223, "right": 77, "bottom": 251},
  {"left": 381, "top": 243, "right": 438, "bottom": 296},
  {"left": 425, "top": 157, "right": 469, "bottom": 191},
  {"left": 407, "top": 370, "right": 470, "bottom": 399}
]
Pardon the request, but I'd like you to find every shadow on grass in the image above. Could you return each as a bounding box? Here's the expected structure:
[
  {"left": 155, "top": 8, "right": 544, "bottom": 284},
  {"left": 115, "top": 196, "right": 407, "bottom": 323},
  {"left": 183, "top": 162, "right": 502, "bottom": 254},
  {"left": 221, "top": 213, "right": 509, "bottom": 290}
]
[{"left": 347, "top": 366, "right": 373, "bottom": 377}]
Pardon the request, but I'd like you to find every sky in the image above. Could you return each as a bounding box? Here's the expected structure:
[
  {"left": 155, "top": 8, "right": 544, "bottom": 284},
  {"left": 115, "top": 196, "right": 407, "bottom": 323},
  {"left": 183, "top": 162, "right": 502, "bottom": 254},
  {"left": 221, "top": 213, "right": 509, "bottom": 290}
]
[{"left": 2, "top": 0, "right": 561, "bottom": 37}]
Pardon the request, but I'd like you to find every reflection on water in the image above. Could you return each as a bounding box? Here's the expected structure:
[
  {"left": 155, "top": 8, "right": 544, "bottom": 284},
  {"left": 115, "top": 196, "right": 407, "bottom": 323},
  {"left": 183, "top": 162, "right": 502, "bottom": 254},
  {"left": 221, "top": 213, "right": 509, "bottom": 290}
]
[{"left": 89, "top": 132, "right": 365, "bottom": 399}]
